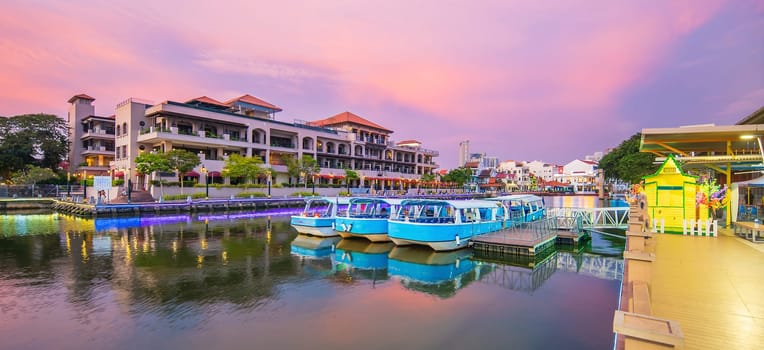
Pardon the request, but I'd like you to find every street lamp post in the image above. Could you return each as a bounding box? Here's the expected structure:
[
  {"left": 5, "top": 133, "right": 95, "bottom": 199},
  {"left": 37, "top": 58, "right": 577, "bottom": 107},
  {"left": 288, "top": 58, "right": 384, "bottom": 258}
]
[
  {"left": 127, "top": 167, "right": 132, "bottom": 204},
  {"left": 267, "top": 172, "right": 272, "bottom": 198},
  {"left": 82, "top": 170, "right": 87, "bottom": 200},
  {"left": 200, "top": 165, "right": 209, "bottom": 199},
  {"left": 67, "top": 172, "right": 71, "bottom": 197},
  {"left": 312, "top": 174, "right": 316, "bottom": 195}
]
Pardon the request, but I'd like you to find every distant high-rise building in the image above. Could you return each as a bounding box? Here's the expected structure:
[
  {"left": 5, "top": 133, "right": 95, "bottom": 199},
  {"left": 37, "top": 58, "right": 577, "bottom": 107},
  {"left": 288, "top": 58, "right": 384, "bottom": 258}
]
[
  {"left": 458, "top": 140, "right": 470, "bottom": 167},
  {"left": 584, "top": 151, "right": 604, "bottom": 162}
]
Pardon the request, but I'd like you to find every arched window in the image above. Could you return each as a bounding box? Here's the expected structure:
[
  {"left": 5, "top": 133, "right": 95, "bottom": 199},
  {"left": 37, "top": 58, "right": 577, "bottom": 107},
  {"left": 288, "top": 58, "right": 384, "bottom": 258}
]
[
  {"left": 338, "top": 144, "right": 346, "bottom": 155},
  {"left": 302, "top": 137, "right": 313, "bottom": 150},
  {"left": 116, "top": 125, "right": 121, "bottom": 136},
  {"left": 122, "top": 122, "right": 128, "bottom": 135}
]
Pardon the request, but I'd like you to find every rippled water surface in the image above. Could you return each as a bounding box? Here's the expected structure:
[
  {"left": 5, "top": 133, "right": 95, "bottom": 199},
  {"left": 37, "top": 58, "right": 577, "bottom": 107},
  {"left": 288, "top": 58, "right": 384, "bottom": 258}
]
[{"left": 0, "top": 199, "right": 624, "bottom": 350}]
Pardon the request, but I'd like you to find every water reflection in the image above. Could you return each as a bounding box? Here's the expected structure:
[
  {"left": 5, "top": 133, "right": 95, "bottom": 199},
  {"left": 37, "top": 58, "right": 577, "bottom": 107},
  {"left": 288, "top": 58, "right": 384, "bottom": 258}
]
[
  {"left": 290, "top": 235, "right": 341, "bottom": 258},
  {"left": 388, "top": 246, "right": 490, "bottom": 298},
  {"left": 334, "top": 240, "right": 394, "bottom": 285},
  {"left": 0, "top": 210, "right": 623, "bottom": 350},
  {"left": 473, "top": 250, "right": 559, "bottom": 293}
]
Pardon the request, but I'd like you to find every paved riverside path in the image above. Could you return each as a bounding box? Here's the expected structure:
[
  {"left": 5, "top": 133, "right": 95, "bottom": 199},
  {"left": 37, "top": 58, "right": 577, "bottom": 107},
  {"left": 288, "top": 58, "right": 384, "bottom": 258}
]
[{"left": 650, "top": 230, "right": 764, "bottom": 349}]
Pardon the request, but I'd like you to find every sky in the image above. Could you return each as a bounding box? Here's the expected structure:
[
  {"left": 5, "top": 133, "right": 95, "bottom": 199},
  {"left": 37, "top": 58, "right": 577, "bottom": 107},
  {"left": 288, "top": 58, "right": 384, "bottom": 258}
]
[{"left": 0, "top": 0, "right": 762, "bottom": 168}]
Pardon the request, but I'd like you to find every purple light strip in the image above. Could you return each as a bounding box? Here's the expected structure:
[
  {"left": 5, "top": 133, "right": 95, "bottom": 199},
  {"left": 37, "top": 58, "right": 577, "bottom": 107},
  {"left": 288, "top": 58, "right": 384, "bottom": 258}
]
[{"left": 197, "top": 207, "right": 304, "bottom": 222}]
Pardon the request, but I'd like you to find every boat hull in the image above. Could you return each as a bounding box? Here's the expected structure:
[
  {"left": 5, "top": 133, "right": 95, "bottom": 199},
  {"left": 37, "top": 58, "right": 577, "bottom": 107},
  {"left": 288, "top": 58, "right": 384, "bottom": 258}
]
[
  {"left": 335, "top": 217, "right": 391, "bottom": 242},
  {"left": 290, "top": 216, "right": 338, "bottom": 237},
  {"left": 388, "top": 221, "right": 504, "bottom": 251}
]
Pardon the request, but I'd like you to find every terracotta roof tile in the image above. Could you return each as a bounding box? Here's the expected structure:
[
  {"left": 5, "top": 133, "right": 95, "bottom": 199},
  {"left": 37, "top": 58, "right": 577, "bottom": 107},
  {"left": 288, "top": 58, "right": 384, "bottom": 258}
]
[
  {"left": 187, "top": 96, "right": 228, "bottom": 108},
  {"left": 464, "top": 161, "right": 479, "bottom": 168},
  {"left": 224, "top": 94, "right": 282, "bottom": 111},
  {"left": 68, "top": 94, "right": 95, "bottom": 103},
  {"left": 309, "top": 111, "right": 392, "bottom": 133},
  {"left": 397, "top": 139, "right": 421, "bottom": 145}
]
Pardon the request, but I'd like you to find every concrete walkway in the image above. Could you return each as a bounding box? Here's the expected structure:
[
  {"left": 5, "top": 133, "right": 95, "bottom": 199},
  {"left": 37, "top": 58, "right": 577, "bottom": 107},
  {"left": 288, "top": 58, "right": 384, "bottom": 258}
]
[{"left": 650, "top": 230, "right": 764, "bottom": 349}]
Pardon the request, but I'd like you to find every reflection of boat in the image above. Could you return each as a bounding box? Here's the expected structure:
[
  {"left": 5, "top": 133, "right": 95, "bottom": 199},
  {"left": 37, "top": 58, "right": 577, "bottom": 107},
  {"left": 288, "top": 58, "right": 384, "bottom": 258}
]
[
  {"left": 388, "top": 199, "right": 508, "bottom": 251},
  {"left": 289, "top": 235, "right": 341, "bottom": 258},
  {"left": 486, "top": 194, "right": 546, "bottom": 223},
  {"left": 388, "top": 246, "right": 487, "bottom": 298},
  {"left": 290, "top": 197, "right": 350, "bottom": 237},
  {"left": 335, "top": 198, "right": 403, "bottom": 241},
  {"left": 335, "top": 239, "right": 394, "bottom": 270}
]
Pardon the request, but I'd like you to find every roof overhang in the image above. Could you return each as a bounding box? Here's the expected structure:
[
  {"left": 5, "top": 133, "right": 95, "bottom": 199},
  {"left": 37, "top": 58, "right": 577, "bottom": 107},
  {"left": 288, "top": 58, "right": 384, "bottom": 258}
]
[{"left": 640, "top": 124, "right": 764, "bottom": 172}]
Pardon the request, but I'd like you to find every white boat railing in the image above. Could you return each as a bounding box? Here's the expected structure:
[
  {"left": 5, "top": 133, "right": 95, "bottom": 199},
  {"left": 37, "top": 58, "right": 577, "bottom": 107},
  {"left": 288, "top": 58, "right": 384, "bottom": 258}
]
[
  {"left": 548, "top": 207, "right": 630, "bottom": 230},
  {"left": 476, "top": 251, "right": 623, "bottom": 293}
]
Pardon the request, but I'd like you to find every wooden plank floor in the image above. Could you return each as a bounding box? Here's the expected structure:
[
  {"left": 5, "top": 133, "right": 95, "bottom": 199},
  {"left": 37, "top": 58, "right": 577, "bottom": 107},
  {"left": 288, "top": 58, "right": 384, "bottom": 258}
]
[
  {"left": 650, "top": 231, "right": 764, "bottom": 349},
  {"left": 472, "top": 229, "right": 556, "bottom": 247}
]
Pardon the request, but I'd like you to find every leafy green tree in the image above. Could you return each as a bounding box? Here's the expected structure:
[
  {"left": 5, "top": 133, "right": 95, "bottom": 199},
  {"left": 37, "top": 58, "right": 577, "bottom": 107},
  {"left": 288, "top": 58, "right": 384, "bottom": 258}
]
[
  {"left": 344, "top": 168, "right": 359, "bottom": 191},
  {"left": 10, "top": 165, "right": 57, "bottom": 185},
  {"left": 0, "top": 114, "right": 69, "bottom": 178},
  {"left": 282, "top": 154, "right": 301, "bottom": 185},
  {"left": 599, "top": 133, "right": 657, "bottom": 184},
  {"left": 441, "top": 167, "right": 472, "bottom": 186},
  {"left": 135, "top": 152, "right": 172, "bottom": 197},
  {"left": 299, "top": 155, "right": 320, "bottom": 188},
  {"left": 166, "top": 149, "right": 201, "bottom": 194},
  {"left": 222, "top": 154, "right": 266, "bottom": 190}
]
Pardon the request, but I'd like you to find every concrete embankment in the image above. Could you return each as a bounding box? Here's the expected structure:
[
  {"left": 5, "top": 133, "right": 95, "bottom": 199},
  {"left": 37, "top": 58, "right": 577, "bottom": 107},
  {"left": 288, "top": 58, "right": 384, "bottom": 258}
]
[
  {"left": 0, "top": 199, "right": 55, "bottom": 210},
  {"left": 613, "top": 201, "right": 684, "bottom": 349},
  {"left": 52, "top": 198, "right": 307, "bottom": 217}
]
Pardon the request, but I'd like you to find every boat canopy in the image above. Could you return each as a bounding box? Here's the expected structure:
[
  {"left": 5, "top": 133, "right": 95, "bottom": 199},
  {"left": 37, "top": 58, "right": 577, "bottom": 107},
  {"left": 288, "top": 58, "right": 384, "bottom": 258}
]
[
  {"left": 400, "top": 199, "right": 501, "bottom": 209},
  {"left": 349, "top": 198, "right": 405, "bottom": 205},
  {"left": 488, "top": 194, "right": 543, "bottom": 203},
  {"left": 305, "top": 196, "right": 351, "bottom": 205}
]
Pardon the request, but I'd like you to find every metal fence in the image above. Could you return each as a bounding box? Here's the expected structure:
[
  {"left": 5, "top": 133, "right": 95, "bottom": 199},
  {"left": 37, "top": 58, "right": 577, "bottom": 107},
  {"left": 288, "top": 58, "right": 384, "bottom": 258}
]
[{"left": 0, "top": 185, "right": 84, "bottom": 198}]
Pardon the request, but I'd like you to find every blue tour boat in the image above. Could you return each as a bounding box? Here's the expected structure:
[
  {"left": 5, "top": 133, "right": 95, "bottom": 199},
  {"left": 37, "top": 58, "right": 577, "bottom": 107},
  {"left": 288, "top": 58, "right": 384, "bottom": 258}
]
[
  {"left": 290, "top": 196, "right": 350, "bottom": 237},
  {"left": 487, "top": 194, "right": 546, "bottom": 223},
  {"left": 387, "top": 199, "right": 508, "bottom": 251},
  {"left": 334, "top": 198, "right": 404, "bottom": 242}
]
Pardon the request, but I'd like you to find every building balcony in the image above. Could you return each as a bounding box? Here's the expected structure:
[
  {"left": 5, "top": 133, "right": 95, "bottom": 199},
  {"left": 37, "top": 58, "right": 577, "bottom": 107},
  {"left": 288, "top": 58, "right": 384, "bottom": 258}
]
[
  {"left": 81, "top": 129, "right": 115, "bottom": 140},
  {"left": 82, "top": 146, "right": 115, "bottom": 156},
  {"left": 76, "top": 165, "right": 110, "bottom": 173},
  {"left": 137, "top": 127, "right": 252, "bottom": 148}
]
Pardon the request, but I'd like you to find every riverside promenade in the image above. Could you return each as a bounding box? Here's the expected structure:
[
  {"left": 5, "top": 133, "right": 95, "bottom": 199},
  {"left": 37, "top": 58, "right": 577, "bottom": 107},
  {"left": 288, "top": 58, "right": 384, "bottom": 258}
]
[
  {"left": 650, "top": 230, "right": 764, "bottom": 349},
  {"left": 615, "top": 201, "right": 764, "bottom": 349}
]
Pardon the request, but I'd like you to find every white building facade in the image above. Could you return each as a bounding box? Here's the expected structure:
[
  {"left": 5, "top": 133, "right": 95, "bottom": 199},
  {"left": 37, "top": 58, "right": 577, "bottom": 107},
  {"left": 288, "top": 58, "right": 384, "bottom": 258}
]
[
  {"left": 102, "top": 94, "right": 438, "bottom": 190},
  {"left": 556, "top": 159, "right": 599, "bottom": 193}
]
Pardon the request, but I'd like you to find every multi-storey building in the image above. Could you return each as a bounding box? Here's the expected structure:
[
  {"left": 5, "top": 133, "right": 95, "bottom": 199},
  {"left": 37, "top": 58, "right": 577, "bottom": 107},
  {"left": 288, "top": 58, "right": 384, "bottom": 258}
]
[
  {"left": 67, "top": 94, "right": 115, "bottom": 177},
  {"left": 497, "top": 160, "right": 532, "bottom": 190},
  {"left": 526, "top": 160, "right": 558, "bottom": 182},
  {"left": 88, "top": 94, "right": 438, "bottom": 189},
  {"left": 556, "top": 159, "right": 599, "bottom": 193},
  {"left": 458, "top": 140, "right": 470, "bottom": 167}
]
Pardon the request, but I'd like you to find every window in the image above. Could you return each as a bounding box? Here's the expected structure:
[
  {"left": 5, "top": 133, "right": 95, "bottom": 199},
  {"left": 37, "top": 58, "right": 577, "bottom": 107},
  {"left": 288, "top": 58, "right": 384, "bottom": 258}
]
[
  {"left": 122, "top": 122, "right": 128, "bottom": 135},
  {"left": 116, "top": 125, "right": 121, "bottom": 136}
]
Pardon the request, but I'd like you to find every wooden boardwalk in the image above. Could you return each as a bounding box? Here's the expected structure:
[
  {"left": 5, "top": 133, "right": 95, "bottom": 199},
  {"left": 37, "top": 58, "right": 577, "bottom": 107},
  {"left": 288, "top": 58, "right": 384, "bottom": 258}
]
[
  {"left": 650, "top": 231, "right": 764, "bottom": 349},
  {"left": 471, "top": 229, "right": 557, "bottom": 256},
  {"left": 556, "top": 230, "right": 588, "bottom": 245}
]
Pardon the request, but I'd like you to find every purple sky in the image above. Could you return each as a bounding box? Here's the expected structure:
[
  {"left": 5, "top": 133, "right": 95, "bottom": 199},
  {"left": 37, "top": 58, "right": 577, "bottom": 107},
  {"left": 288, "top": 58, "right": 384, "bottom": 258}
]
[{"left": 1, "top": 0, "right": 762, "bottom": 168}]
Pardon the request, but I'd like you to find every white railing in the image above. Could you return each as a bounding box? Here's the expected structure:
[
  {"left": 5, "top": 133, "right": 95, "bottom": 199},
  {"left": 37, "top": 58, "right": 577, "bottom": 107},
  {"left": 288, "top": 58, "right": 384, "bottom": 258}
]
[
  {"left": 548, "top": 207, "right": 630, "bottom": 230},
  {"left": 556, "top": 252, "right": 624, "bottom": 281}
]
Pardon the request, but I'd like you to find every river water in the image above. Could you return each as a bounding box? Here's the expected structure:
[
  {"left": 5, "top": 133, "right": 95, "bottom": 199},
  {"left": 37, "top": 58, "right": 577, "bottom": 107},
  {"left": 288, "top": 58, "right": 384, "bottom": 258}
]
[{"left": 0, "top": 196, "right": 625, "bottom": 350}]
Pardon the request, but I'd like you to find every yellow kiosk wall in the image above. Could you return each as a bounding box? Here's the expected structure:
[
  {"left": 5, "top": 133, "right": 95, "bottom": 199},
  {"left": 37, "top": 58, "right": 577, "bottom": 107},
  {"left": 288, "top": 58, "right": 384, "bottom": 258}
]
[{"left": 643, "top": 155, "right": 707, "bottom": 233}]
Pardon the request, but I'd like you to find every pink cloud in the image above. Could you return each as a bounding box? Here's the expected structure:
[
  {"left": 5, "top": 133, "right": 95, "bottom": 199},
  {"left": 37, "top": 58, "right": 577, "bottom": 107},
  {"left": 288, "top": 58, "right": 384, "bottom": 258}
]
[{"left": 1, "top": 0, "right": 753, "bottom": 167}]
